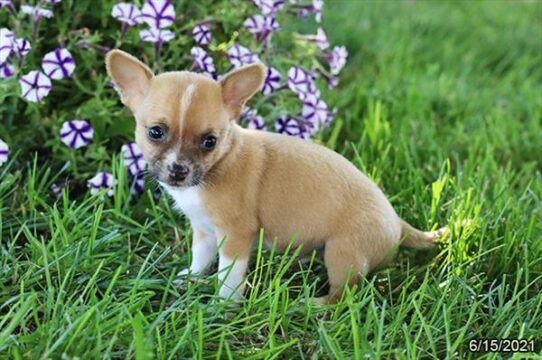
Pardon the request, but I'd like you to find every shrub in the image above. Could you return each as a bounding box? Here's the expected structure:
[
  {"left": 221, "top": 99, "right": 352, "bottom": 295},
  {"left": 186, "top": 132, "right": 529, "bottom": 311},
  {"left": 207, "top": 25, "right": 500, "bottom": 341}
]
[{"left": 0, "top": 0, "right": 347, "bottom": 199}]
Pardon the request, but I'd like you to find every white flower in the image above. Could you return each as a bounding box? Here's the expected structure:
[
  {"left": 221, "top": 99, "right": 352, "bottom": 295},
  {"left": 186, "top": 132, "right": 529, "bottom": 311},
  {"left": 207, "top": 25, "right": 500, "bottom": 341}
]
[{"left": 20, "top": 5, "right": 53, "bottom": 19}]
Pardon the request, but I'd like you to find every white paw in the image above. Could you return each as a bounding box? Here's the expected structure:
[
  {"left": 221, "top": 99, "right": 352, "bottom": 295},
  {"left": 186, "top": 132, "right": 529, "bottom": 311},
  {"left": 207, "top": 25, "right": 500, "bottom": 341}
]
[{"left": 218, "top": 286, "right": 244, "bottom": 302}]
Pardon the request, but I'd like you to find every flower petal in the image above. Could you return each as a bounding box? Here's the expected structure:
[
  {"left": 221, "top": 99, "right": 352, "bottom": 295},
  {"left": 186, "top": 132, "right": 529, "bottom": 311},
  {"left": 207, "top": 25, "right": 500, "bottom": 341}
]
[
  {"left": 121, "top": 143, "right": 147, "bottom": 176},
  {"left": 112, "top": 3, "right": 142, "bottom": 26},
  {"left": 41, "top": 48, "right": 76, "bottom": 79},
  {"left": 59, "top": 120, "right": 93, "bottom": 149},
  {"left": 192, "top": 24, "right": 211, "bottom": 45},
  {"left": 0, "top": 28, "right": 14, "bottom": 64},
  {"left": 0, "top": 138, "right": 9, "bottom": 166},
  {"left": 140, "top": 0, "right": 175, "bottom": 29},
  {"left": 19, "top": 70, "right": 52, "bottom": 102},
  {"left": 87, "top": 172, "right": 117, "bottom": 197}
]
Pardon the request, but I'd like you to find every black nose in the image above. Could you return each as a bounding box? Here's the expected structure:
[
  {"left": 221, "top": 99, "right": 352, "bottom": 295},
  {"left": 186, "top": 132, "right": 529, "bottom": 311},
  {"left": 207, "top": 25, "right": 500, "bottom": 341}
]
[{"left": 167, "top": 162, "right": 189, "bottom": 180}]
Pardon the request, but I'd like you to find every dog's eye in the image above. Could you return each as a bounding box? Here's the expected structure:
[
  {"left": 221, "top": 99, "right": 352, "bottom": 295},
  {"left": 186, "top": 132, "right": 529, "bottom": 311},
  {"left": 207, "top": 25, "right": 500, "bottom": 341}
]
[
  {"left": 148, "top": 126, "right": 166, "bottom": 141},
  {"left": 200, "top": 134, "right": 217, "bottom": 151}
]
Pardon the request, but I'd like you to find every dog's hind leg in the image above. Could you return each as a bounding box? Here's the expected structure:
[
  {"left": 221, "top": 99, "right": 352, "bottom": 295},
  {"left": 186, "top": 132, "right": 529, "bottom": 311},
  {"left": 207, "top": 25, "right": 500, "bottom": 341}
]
[{"left": 314, "top": 239, "right": 369, "bottom": 305}]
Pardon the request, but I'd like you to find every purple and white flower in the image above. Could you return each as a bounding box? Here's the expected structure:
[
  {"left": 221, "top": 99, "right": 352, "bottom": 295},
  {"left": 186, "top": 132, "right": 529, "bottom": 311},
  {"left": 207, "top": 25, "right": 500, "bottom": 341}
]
[
  {"left": 191, "top": 46, "right": 215, "bottom": 75},
  {"left": 242, "top": 107, "right": 256, "bottom": 119},
  {"left": 243, "top": 15, "right": 279, "bottom": 43},
  {"left": 300, "top": 27, "right": 328, "bottom": 50},
  {"left": 59, "top": 120, "right": 93, "bottom": 149},
  {"left": 253, "top": 0, "right": 285, "bottom": 15},
  {"left": 15, "top": 38, "right": 31, "bottom": 57},
  {"left": 312, "top": 0, "right": 323, "bottom": 23},
  {"left": 139, "top": 27, "right": 175, "bottom": 43},
  {"left": 121, "top": 143, "right": 147, "bottom": 176},
  {"left": 19, "top": 70, "right": 52, "bottom": 102},
  {"left": 140, "top": 0, "right": 175, "bottom": 29},
  {"left": 247, "top": 115, "right": 267, "bottom": 131},
  {"left": 227, "top": 43, "right": 260, "bottom": 67},
  {"left": 51, "top": 183, "right": 63, "bottom": 199},
  {"left": 327, "top": 46, "right": 347, "bottom": 75},
  {"left": 287, "top": 66, "right": 320, "bottom": 99},
  {"left": 20, "top": 5, "right": 53, "bottom": 19},
  {"left": 275, "top": 115, "right": 309, "bottom": 139},
  {"left": 42, "top": 48, "right": 76, "bottom": 79},
  {"left": 45, "top": 0, "right": 62, "bottom": 4},
  {"left": 0, "top": 28, "right": 14, "bottom": 64},
  {"left": 129, "top": 172, "right": 145, "bottom": 195},
  {"left": 0, "top": 138, "right": 8, "bottom": 166},
  {"left": 192, "top": 24, "right": 211, "bottom": 45},
  {"left": 0, "top": 62, "right": 14, "bottom": 78},
  {"left": 111, "top": 3, "right": 142, "bottom": 26},
  {"left": 262, "top": 66, "right": 281, "bottom": 95},
  {"left": 1, "top": 0, "right": 16, "bottom": 16},
  {"left": 323, "top": 73, "right": 338, "bottom": 89},
  {"left": 302, "top": 94, "right": 328, "bottom": 133},
  {"left": 87, "top": 172, "right": 117, "bottom": 197}
]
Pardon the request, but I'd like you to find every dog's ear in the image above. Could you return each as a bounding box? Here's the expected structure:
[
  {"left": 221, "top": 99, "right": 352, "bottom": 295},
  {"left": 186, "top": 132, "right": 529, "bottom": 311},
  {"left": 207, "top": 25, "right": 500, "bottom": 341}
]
[
  {"left": 105, "top": 50, "right": 154, "bottom": 110},
  {"left": 220, "top": 63, "right": 266, "bottom": 119}
]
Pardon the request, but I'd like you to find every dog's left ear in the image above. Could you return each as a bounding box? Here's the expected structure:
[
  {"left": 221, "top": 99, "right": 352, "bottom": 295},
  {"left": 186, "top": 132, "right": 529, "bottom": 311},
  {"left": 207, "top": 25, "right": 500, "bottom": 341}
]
[{"left": 221, "top": 63, "right": 266, "bottom": 119}]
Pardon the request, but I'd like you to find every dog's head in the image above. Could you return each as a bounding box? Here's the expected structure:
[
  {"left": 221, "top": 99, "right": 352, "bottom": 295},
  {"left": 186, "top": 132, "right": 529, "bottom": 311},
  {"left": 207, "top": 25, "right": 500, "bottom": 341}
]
[{"left": 105, "top": 50, "right": 265, "bottom": 187}]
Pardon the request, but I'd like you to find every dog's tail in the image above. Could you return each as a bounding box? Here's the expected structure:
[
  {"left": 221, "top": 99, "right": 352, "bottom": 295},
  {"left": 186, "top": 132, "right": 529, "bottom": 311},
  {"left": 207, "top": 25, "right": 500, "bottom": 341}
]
[{"left": 400, "top": 220, "right": 448, "bottom": 249}]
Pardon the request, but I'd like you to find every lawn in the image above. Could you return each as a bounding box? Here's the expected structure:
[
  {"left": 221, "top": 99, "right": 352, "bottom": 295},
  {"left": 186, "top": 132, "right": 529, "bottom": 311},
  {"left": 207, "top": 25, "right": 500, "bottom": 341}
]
[{"left": 1, "top": 0, "right": 541, "bottom": 358}]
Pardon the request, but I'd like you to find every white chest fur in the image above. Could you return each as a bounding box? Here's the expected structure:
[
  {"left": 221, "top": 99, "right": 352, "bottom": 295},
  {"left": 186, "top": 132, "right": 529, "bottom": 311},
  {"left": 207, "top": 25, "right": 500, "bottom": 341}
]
[{"left": 163, "top": 185, "right": 216, "bottom": 234}]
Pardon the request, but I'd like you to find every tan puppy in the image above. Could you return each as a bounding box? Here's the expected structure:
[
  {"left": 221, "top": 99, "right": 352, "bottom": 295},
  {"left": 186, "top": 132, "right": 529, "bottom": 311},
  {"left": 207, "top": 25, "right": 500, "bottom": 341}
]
[{"left": 106, "top": 50, "right": 446, "bottom": 304}]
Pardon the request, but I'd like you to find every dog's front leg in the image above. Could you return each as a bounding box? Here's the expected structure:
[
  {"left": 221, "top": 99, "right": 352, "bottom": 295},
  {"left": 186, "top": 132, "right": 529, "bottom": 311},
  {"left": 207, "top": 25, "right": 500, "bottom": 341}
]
[
  {"left": 176, "top": 228, "right": 217, "bottom": 284},
  {"left": 216, "top": 230, "right": 253, "bottom": 301}
]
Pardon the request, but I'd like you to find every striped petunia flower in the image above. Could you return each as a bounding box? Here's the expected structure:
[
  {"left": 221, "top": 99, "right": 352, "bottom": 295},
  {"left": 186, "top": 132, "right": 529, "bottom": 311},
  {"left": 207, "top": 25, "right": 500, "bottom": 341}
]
[
  {"left": 262, "top": 66, "right": 281, "bottom": 95},
  {"left": 140, "top": 0, "right": 175, "bottom": 29},
  {"left": 20, "top": 5, "right": 53, "bottom": 19},
  {"left": 0, "top": 28, "right": 14, "bottom": 64},
  {"left": 129, "top": 172, "right": 145, "bottom": 195},
  {"left": 0, "top": 62, "right": 14, "bottom": 78},
  {"left": 87, "top": 172, "right": 117, "bottom": 197},
  {"left": 327, "top": 46, "right": 348, "bottom": 75},
  {"left": 42, "top": 48, "right": 76, "bottom": 79},
  {"left": 192, "top": 24, "right": 211, "bottom": 45},
  {"left": 312, "top": 0, "right": 323, "bottom": 23},
  {"left": 247, "top": 115, "right": 267, "bottom": 131},
  {"left": 190, "top": 46, "right": 215, "bottom": 76},
  {"left": 243, "top": 15, "right": 280, "bottom": 43},
  {"left": 300, "top": 27, "right": 329, "bottom": 50},
  {"left": 253, "top": 0, "right": 285, "bottom": 15},
  {"left": 301, "top": 94, "right": 328, "bottom": 133},
  {"left": 241, "top": 107, "right": 267, "bottom": 130},
  {"left": 139, "top": 27, "right": 175, "bottom": 43},
  {"left": 275, "top": 115, "right": 310, "bottom": 139},
  {"left": 287, "top": 66, "right": 320, "bottom": 99},
  {"left": 51, "top": 183, "right": 64, "bottom": 199},
  {"left": 1, "top": 1, "right": 17, "bottom": 16},
  {"left": 111, "top": 3, "right": 142, "bottom": 26},
  {"left": 59, "top": 120, "right": 93, "bottom": 149},
  {"left": 227, "top": 43, "right": 260, "bottom": 68},
  {"left": 0, "top": 138, "right": 8, "bottom": 166},
  {"left": 19, "top": 70, "right": 52, "bottom": 102},
  {"left": 15, "top": 38, "right": 31, "bottom": 57},
  {"left": 121, "top": 143, "right": 147, "bottom": 176}
]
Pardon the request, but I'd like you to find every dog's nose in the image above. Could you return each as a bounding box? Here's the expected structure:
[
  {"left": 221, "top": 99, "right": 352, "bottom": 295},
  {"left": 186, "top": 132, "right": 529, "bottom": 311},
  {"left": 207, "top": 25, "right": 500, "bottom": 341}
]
[{"left": 167, "top": 162, "right": 190, "bottom": 180}]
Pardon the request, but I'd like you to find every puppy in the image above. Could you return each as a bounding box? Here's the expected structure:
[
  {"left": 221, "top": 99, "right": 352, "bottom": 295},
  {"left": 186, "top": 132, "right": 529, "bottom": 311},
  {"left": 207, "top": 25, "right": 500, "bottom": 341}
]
[{"left": 106, "top": 50, "right": 446, "bottom": 304}]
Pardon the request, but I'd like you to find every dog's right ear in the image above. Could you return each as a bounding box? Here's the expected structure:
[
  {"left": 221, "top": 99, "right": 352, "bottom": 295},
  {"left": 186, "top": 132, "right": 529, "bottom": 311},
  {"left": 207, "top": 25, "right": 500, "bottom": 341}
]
[{"left": 105, "top": 50, "right": 154, "bottom": 110}]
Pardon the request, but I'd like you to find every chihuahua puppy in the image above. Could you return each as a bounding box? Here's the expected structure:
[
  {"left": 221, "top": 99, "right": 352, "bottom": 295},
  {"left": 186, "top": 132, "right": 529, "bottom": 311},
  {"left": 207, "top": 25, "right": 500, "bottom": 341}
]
[{"left": 106, "top": 50, "right": 446, "bottom": 304}]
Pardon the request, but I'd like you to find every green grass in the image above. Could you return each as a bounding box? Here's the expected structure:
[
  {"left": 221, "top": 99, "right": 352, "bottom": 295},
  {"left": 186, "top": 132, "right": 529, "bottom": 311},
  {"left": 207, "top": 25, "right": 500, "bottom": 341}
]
[{"left": 1, "top": 0, "right": 542, "bottom": 358}]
